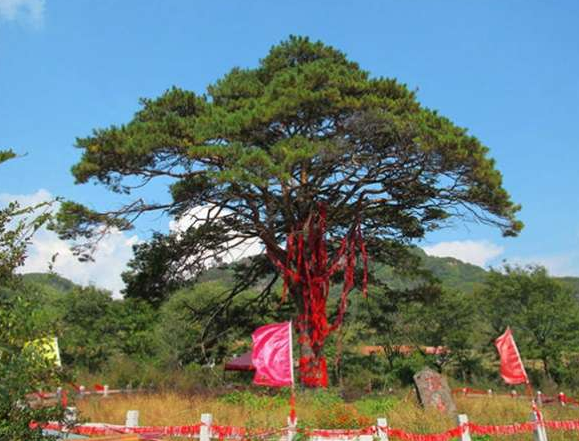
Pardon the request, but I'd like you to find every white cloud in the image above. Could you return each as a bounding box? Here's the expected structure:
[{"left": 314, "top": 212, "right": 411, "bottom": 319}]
[
  {"left": 0, "top": 0, "right": 45, "bottom": 27},
  {"left": 422, "top": 240, "right": 504, "bottom": 267},
  {"left": 504, "top": 253, "right": 579, "bottom": 277},
  {"left": 21, "top": 227, "right": 139, "bottom": 297},
  {"left": 2, "top": 195, "right": 263, "bottom": 297},
  {"left": 2, "top": 189, "right": 138, "bottom": 297},
  {"left": 170, "top": 205, "right": 263, "bottom": 265},
  {"left": 169, "top": 205, "right": 212, "bottom": 234},
  {"left": 0, "top": 188, "right": 52, "bottom": 206}
]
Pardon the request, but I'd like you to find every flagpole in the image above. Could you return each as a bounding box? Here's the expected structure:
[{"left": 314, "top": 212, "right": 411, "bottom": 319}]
[
  {"left": 289, "top": 321, "right": 295, "bottom": 386},
  {"left": 509, "top": 327, "right": 534, "bottom": 398},
  {"left": 289, "top": 320, "right": 296, "bottom": 424}
]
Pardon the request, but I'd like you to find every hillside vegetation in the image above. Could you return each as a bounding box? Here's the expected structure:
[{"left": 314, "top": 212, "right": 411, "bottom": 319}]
[{"left": 13, "top": 250, "right": 579, "bottom": 396}]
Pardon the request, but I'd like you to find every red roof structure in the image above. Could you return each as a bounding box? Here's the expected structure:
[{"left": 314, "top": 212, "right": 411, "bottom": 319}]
[
  {"left": 224, "top": 351, "right": 255, "bottom": 371},
  {"left": 360, "top": 345, "right": 449, "bottom": 356}
]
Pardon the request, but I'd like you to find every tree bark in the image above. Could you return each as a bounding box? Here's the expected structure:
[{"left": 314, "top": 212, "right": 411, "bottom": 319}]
[
  {"left": 297, "top": 324, "right": 328, "bottom": 387},
  {"left": 292, "top": 284, "right": 329, "bottom": 388}
]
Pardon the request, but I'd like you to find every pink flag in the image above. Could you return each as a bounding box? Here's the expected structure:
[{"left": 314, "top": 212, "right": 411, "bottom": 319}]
[
  {"left": 495, "top": 327, "right": 529, "bottom": 385},
  {"left": 251, "top": 321, "right": 294, "bottom": 387}
]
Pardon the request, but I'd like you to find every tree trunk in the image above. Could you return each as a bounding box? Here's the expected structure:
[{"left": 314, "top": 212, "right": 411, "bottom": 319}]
[
  {"left": 297, "top": 324, "right": 328, "bottom": 387},
  {"left": 291, "top": 284, "right": 329, "bottom": 387},
  {"left": 542, "top": 356, "right": 551, "bottom": 379},
  {"left": 275, "top": 206, "right": 367, "bottom": 388}
]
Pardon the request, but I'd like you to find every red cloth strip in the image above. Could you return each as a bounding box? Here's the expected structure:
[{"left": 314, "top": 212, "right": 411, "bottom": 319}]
[
  {"left": 301, "top": 427, "right": 376, "bottom": 437},
  {"left": 385, "top": 427, "right": 462, "bottom": 441},
  {"left": 39, "top": 422, "right": 202, "bottom": 436},
  {"left": 468, "top": 422, "right": 536, "bottom": 436}
]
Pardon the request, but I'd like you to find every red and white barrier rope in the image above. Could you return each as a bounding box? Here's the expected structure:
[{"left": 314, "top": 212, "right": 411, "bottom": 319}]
[
  {"left": 36, "top": 418, "right": 579, "bottom": 441},
  {"left": 38, "top": 422, "right": 203, "bottom": 437},
  {"left": 452, "top": 386, "right": 579, "bottom": 408}
]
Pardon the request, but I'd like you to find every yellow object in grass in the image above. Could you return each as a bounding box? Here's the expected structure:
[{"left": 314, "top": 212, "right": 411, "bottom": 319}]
[{"left": 24, "top": 337, "right": 61, "bottom": 367}]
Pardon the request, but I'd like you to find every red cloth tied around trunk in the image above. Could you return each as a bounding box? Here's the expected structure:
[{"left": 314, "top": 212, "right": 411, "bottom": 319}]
[{"left": 266, "top": 204, "right": 368, "bottom": 386}]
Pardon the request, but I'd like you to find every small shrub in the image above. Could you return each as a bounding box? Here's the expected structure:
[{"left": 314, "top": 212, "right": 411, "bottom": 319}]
[
  {"left": 301, "top": 389, "right": 342, "bottom": 409},
  {"left": 306, "top": 403, "right": 373, "bottom": 429},
  {"left": 354, "top": 396, "right": 397, "bottom": 417},
  {"left": 0, "top": 294, "right": 69, "bottom": 440},
  {"left": 170, "top": 363, "right": 224, "bottom": 393},
  {"left": 100, "top": 353, "right": 142, "bottom": 388}
]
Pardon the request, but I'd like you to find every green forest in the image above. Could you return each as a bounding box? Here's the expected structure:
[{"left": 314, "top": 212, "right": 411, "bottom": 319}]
[{"left": 8, "top": 251, "right": 579, "bottom": 395}]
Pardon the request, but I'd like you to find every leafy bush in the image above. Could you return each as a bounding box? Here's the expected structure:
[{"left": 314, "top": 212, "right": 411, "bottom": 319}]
[
  {"left": 304, "top": 403, "right": 373, "bottom": 429},
  {"left": 86, "top": 355, "right": 225, "bottom": 393},
  {"left": 382, "top": 352, "right": 434, "bottom": 386},
  {"left": 58, "top": 288, "right": 157, "bottom": 373},
  {"left": 354, "top": 396, "right": 397, "bottom": 417},
  {"left": 0, "top": 151, "right": 69, "bottom": 439},
  {"left": 168, "top": 363, "right": 224, "bottom": 393},
  {"left": 0, "top": 291, "right": 69, "bottom": 440},
  {"left": 94, "top": 353, "right": 146, "bottom": 388},
  {"left": 301, "top": 389, "right": 342, "bottom": 409}
]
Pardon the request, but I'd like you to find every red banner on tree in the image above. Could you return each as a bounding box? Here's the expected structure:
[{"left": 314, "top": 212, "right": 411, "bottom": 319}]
[
  {"left": 495, "top": 327, "right": 529, "bottom": 385},
  {"left": 251, "top": 322, "right": 294, "bottom": 387}
]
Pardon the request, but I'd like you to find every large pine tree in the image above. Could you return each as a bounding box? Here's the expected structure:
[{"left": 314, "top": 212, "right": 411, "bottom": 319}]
[{"left": 55, "top": 36, "right": 522, "bottom": 386}]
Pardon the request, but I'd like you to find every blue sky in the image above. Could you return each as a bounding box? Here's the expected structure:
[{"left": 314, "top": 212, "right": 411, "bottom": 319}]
[{"left": 1, "top": 0, "right": 578, "bottom": 293}]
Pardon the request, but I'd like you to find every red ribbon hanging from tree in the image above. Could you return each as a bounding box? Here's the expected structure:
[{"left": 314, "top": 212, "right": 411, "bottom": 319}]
[{"left": 267, "top": 203, "right": 368, "bottom": 387}]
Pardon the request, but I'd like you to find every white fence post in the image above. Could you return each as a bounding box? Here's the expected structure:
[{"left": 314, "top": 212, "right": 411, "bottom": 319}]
[
  {"left": 531, "top": 410, "right": 548, "bottom": 441},
  {"left": 79, "top": 385, "right": 85, "bottom": 396},
  {"left": 537, "top": 391, "right": 543, "bottom": 406},
  {"left": 487, "top": 389, "right": 493, "bottom": 397},
  {"left": 558, "top": 392, "right": 566, "bottom": 406},
  {"left": 103, "top": 384, "right": 109, "bottom": 398},
  {"left": 65, "top": 407, "right": 78, "bottom": 425},
  {"left": 287, "top": 416, "right": 297, "bottom": 441},
  {"left": 126, "top": 410, "right": 139, "bottom": 428},
  {"left": 377, "top": 417, "right": 389, "bottom": 441},
  {"left": 200, "top": 413, "right": 213, "bottom": 441},
  {"left": 457, "top": 414, "right": 472, "bottom": 441}
]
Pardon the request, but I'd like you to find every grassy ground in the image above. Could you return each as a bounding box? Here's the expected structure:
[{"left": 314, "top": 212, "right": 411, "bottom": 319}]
[{"left": 77, "top": 390, "right": 579, "bottom": 440}]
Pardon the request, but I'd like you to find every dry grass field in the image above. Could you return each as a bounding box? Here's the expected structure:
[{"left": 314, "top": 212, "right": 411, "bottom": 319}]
[{"left": 76, "top": 390, "right": 579, "bottom": 440}]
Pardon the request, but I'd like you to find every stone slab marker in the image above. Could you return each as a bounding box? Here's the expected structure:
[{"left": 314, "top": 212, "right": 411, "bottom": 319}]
[{"left": 413, "top": 367, "right": 457, "bottom": 415}]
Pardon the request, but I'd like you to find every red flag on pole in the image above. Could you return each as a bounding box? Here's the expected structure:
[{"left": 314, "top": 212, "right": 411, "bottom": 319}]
[
  {"left": 495, "top": 327, "right": 529, "bottom": 385},
  {"left": 251, "top": 321, "right": 294, "bottom": 387}
]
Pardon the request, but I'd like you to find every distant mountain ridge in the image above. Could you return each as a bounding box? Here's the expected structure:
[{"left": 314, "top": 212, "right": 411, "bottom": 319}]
[
  {"left": 409, "top": 249, "right": 579, "bottom": 295},
  {"left": 416, "top": 249, "right": 579, "bottom": 295},
  {"left": 21, "top": 272, "right": 77, "bottom": 292},
  {"left": 21, "top": 252, "right": 579, "bottom": 297},
  {"left": 418, "top": 250, "right": 488, "bottom": 293}
]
